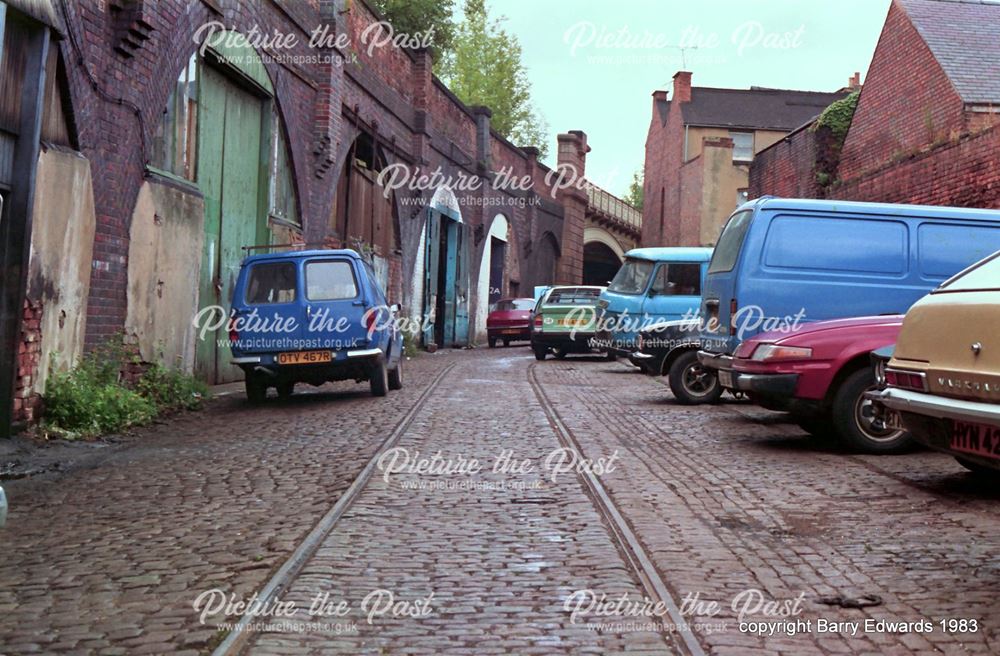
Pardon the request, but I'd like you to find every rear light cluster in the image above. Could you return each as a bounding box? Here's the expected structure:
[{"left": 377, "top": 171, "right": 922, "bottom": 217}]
[
  {"left": 364, "top": 307, "right": 378, "bottom": 332},
  {"left": 534, "top": 314, "right": 543, "bottom": 328},
  {"left": 885, "top": 368, "right": 928, "bottom": 392},
  {"left": 729, "top": 299, "right": 738, "bottom": 336}
]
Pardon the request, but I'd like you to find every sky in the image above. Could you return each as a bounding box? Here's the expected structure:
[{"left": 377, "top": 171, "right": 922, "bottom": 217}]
[{"left": 491, "top": 0, "right": 892, "bottom": 197}]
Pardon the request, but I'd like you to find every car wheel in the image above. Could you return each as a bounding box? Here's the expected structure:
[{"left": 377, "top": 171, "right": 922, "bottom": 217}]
[
  {"left": 605, "top": 350, "right": 617, "bottom": 361},
  {"left": 370, "top": 356, "right": 389, "bottom": 397},
  {"left": 245, "top": 375, "right": 267, "bottom": 405},
  {"left": 388, "top": 356, "right": 403, "bottom": 391},
  {"left": 276, "top": 381, "right": 294, "bottom": 400},
  {"left": 503, "top": 338, "right": 510, "bottom": 347},
  {"left": 832, "top": 368, "right": 914, "bottom": 454},
  {"left": 553, "top": 347, "right": 568, "bottom": 360},
  {"left": 533, "top": 346, "right": 547, "bottom": 361},
  {"left": 488, "top": 337, "right": 497, "bottom": 348},
  {"left": 668, "top": 350, "right": 723, "bottom": 405},
  {"left": 956, "top": 457, "right": 998, "bottom": 477}
]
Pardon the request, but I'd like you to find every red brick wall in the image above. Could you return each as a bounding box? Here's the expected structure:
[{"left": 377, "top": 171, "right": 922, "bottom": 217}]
[
  {"left": 678, "top": 157, "right": 703, "bottom": 245},
  {"left": 642, "top": 90, "right": 684, "bottom": 246},
  {"left": 14, "top": 300, "right": 43, "bottom": 424},
  {"left": 832, "top": 124, "right": 1000, "bottom": 208},
  {"left": 748, "top": 126, "right": 820, "bottom": 199},
  {"left": 838, "top": 0, "right": 966, "bottom": 181}
]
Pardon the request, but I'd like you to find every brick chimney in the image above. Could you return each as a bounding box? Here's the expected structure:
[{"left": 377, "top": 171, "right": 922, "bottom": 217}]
[
  {"left": 672, "top": 71, "right": 692, "bottom": 103},
  {"left": 848, "top": 71, "right": 861, "bottom": 91}
]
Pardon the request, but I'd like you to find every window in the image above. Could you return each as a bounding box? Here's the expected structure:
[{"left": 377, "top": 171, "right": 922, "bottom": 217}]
[
  {"left": 608, "top": 259, "right": 655, "bottom": 294},
  {"left": 708, "top": 210, "right": 753, "bottom": 274},
  {"left": 246, "top": 262, "right": 296, "bottom": 304},
  {"left": 730, "top": 131, "right": 753, "bottom": 162},
  {"left": 650, "top": 263, "right": 702, "bottom": 296},
  {"left": 544, "top": 288, "right": 602, "bottom": 305},
  {"left": 495, "top": 299, "right": 536, "bottom": 311},
  {"left": 939, "top": 252, "right": 1000, "bottom": 293},
  {"left": 269, "top": 107, "right": 298, "bottom": 225},
  {"left": 151, "top": 53, "right": 198, "bottom": 180},
  {"left": 306, "top": 261, "right": 358, "bottom": 301}
]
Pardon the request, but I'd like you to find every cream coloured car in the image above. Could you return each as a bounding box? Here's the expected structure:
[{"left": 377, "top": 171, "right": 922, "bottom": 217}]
[{"left": 871, "top": 252, "right": 1000, "bottom": 474}]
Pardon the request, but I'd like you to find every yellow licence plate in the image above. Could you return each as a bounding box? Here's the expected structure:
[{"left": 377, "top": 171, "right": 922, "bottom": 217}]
[
  {"left": 277, "top": 350, "right": 332, "bottom": 365},
  {"left": 559, "top": 319, "right": 587, "bottom": 327}
]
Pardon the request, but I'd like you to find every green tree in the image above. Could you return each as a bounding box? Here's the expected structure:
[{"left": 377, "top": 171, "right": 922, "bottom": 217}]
[
  {"left": 624, "top": 170, "right": 644, "bottom": 210},
  {"left": 439, "top": 0, "right": 550, "bottom": 156},
  {"left": 369, "top": 0, "right": 456, "bottom": 62}
]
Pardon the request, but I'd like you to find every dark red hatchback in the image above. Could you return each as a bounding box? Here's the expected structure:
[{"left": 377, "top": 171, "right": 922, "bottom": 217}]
[{"left": 486, "top": 298, "right": 535, "bottom": 347}]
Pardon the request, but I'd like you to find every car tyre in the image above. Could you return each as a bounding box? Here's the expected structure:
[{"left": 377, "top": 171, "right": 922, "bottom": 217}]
[
  {"left": 503, "top": 338, "right": 510, "bottom": 347},
  {"left": 246, "top": 374, "right": 267, "bottom": 405},
  {"left": 488, "top": 337, "right": 497, "bottom": 348},
  {"left": 832, "top": 368, "right": 914, "bottom": 454},
  {"left": 370, "top": 356, "right": 389, "bottom": 397},
  {"left": 388, "top": 356, "right": 403, "bottom": 391},
  {"left": 533, "top": 346, "right": 547, "bottom": 361},
  {"left": 605, "top": 350, "right": 616, "bottom": 361},
  {"left": 668, "top": 350, "right": 723, "bottom": 405},
  {"left": 276, "top": 381, "right": 294, "bottom": 400},
  {"left": 553, "top": 347, "right": 568, "bottom": 360}
]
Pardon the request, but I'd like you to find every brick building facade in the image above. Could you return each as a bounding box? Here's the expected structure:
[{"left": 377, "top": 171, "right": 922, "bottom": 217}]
[
  {"left": 642, "top": 71, "right": 845, "bottom": 248},
  {"left": 0, "top": 0, "right": 590, "bottom": 435},
  {"left": 750, "top": 0, "right": 1000, "bottom": 210}
]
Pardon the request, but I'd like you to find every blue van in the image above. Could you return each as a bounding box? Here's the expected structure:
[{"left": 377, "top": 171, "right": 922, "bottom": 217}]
[
  {"left": 697, "top": 197, "right": 1000, "bottom": 393},
  {"left": 595, "top": 247, "right": 713, "bottom": 357},
  {"left": 229, "top": 249, "right": 403, "bottom": 403}
]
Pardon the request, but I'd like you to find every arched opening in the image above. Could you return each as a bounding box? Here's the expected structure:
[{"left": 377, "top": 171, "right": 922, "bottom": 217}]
[
  {"left": 331, "top": 130, "right": 401, "bottom": 293},
  {"left": 583, "top": 241, "right": 623, "bottom": 286},
  {"left": 476, "top": 214, "right": 509, "bottom": 339},
  {"left": 151, "top": 36, "right": 299, "bottom": 383},
  {"left": 537, "top": 231, "right": 561, "bottom": 286},
  {"left": 416, "top": 186, "right": 470, "bottom": 348}
]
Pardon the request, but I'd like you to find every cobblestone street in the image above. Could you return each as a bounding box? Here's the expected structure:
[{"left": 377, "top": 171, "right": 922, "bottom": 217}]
[{"left": 2, "top": 348, "right": 999, "bottom": 655}]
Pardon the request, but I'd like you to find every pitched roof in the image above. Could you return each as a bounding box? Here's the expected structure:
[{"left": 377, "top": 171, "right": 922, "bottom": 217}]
[
  {"left": 898, "top": 0, "right": 1000, "bottom": 105},
  {"left": 677, "top": 87, "right": 849, "bottom": 131}
]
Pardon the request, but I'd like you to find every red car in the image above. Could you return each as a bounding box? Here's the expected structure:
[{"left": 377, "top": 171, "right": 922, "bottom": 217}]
[
  {"left": 728, "top": 315, "right": 910, "bottom": 453},
  {"left": 486, "top": 298, "right": 536, "bottom": 347}
]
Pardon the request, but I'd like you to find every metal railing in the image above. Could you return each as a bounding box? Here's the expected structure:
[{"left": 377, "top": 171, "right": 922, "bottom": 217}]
[{"left": 586, "top": 184, "right": 642, "bottom": 232}]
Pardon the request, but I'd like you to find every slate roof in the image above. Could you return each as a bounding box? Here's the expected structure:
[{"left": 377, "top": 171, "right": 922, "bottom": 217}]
[
  {"left": 655, "top": 87, "right": 849, "bottom": 131},
  {"left": 899, "top": 0, "right": 1000, "bottom": 105}
]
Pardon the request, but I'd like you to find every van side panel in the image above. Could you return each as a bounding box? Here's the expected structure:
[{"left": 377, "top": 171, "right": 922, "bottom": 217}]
[{"left": 701, "top": 204, "right": 1000, "bottom": 355}]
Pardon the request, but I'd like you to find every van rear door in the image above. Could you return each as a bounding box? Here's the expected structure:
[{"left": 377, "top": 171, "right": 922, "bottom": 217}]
[
  {"left": 234, "top": 258, "right": 303, "bottom": 356},
  {"left": 301, "top": 257, "right": 370, "bottom": 355},
  {"left": 700, "top": 209, "right": 753, "bottom": 353}
]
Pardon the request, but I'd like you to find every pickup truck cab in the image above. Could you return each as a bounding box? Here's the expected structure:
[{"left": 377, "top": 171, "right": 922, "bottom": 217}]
[
  {"left": 595, "top": 247, "right": 711, "bottom": 357},
  {"left": 229, "top": 249, "right": 403, "bottom": 403},
  {"left": 731, "top": 315, "right": 908, "bottom": 453},
  {"left": 698, "top": 197, "right": 1000, "bottom": 402},
  {"left": 870, "top": 251, "right": 1000, "bottom": 473}
]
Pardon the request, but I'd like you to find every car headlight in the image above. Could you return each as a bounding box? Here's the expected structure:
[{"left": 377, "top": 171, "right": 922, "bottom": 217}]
[{"left": 751, "top": 344, "right": 813, "bottom": 361}]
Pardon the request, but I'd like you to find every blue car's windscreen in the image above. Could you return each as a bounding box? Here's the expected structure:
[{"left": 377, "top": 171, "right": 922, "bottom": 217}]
[
  {"left": 608, "top": 259, "right": 654, "bottom": 294},
  {"left": 708, "top": 210, "right": 753, "bottom": 274}
]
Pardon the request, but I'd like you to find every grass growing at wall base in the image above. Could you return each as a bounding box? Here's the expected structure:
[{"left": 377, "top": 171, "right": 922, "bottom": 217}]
[{"left": 42, "top": 344, "right": 209, "bottom": 439}]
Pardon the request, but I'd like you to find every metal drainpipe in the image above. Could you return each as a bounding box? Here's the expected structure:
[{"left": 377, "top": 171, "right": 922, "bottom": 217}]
[{"left": 683, "top": 125, "right": 689, "bottom": 161}]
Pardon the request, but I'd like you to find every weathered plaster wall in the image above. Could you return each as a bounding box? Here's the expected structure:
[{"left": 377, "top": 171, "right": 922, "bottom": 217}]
[
  {"left": 125, "top": 180, "right": 205, "bottom": 373},
  {"left": 24, "top": 148, "right": 97, "bottom": 399}
]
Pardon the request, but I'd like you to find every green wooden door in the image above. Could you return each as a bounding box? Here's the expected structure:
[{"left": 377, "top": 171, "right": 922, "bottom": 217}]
[{"left": 195, "top": 64, "right": 265, "bottom": 383}]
